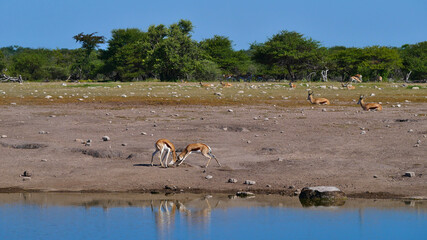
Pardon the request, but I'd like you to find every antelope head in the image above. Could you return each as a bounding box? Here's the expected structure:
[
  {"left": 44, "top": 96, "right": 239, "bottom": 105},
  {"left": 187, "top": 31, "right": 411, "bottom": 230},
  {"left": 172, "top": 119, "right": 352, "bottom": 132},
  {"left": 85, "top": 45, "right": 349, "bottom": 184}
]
[
  {"left": 307, "top": 91, "right": 314, "bottom": 101},
  {"left": 357, "top": 95, "right": 364, "bottom": 104}
]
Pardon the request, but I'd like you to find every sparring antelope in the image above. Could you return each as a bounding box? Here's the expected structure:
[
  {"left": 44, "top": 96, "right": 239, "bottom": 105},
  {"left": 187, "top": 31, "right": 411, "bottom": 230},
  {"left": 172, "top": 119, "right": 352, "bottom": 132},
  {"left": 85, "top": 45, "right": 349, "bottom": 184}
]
[
  {"left": 176, "top": 143, "right": 221, "bottom": 168},
  {"left": 307, "top": 91, "right": 330, "bottom": 105},
  {"left": 289, "top": 81, "right": 296, "bottom": 88},
  {"left": 220, "top": 81, "right": 232, "bottom": 87},
  {"left": 151, "top": 139, "right": 177, "bottom": 168},
  {"left": 350, "top": 74, "right": 362, "bottom": 83},
  {"left": 357, "top": 95, "right": 382, "bottom": 111},
  {"left": 199, "top": 81, "right": 214, "bottom": 88},
  {"left": 341, "top": 83, "right": 355, "bottom": 90}
]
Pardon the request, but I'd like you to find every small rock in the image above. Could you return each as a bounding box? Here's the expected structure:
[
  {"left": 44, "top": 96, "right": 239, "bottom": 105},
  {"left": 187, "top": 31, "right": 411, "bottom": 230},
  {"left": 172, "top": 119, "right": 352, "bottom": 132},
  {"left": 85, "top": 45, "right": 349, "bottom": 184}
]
[
  {"left": 122, "top": 143, "right": 127, "bottom": 146},
  {"left": 236, "top": 191, "right": 255, "bottom": 197},
  {"left": 412, "top": 87, "right": 419, "bottom": 90},
  {"left": 408, "top": 129, "right": 414, "bottom": 133},
  {"left": 289, "top": 185, "right": 295, "bottom": 189},
  {"left": 416, "top": 140, "right": 421, "bottom": 144},
  {"left": 164, "top": 185, "right": 177, "bottom": 190},
  {"left": 1, "top": 135, "right": 7, "bottom": 138},
  {"left": 39, "top": 131, "right": 49, "bottom": 134},
  {"left": 361, "top": 131, "right": 366, "bottom": 135},
  {"left": 75, "top": 139, "right": 85, "bottom": 144},
  {"left": 141, "top": 132, "right": 147, "bottom": 135},
  {"left": 278, "top": 158, "right": 284, "bottom": 162},
  {"left": 247, "top": 140, "right": 251, "bottom": 144},
  {"left": 41, "top": 159, "right": 48, "bottom": 162},
  {"left": 244, "top": 180, "right": 256, "bottom": 185},
  {"left": 227, "top": 109, "right": 233, "bottom": 112},
  {"left": 404, "top": 172, "right": 415, "bottom": 177},
  {"left": 102, "top": 136, "right": 110, "bottom": 141},
  {"left": 121, "top": 94, "right": 127, "bottom": 98},
  {"left": 21, "top": 171, "right": 32, "bottom": 177},
  {"left": 373, "top": 175, "right": 378, "bottom": 178},
  {"left": 414, "top": 144, "right": 420, "bottom": 147},
  {"left": 266, "top": 184, "right": 272, "bottom": 188},
  {"left": 228, "top": 178, "right": 238, "bottom": 183},
  {"left": 322, "top": 108, "right": 327, "bottom": 112},
  {"left": 205, "top": 175, "right": 213, "bottom": 180}
]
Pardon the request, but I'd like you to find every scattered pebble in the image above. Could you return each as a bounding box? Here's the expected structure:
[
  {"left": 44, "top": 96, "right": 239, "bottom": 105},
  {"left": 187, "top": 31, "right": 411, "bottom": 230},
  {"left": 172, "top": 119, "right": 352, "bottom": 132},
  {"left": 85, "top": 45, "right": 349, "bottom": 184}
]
[
  {"left": 205, "top": 175, "right": 213, "bottom": 180},
  {"left": 361, "top": 131, "right": 366, "bottom": 135},
  {"left": 408, "top": 129, "right": 414, "bottom": 133},
  {"left": 404, "top": 172, "right": 415, "bottom": 177},
  {"left": 38, "top": 131, "right": 49, "bottom": 134},
  {"left": 266, "top": 184, "right": 272, "bottom": 188},
  {"left": 102, "top": 136, "right": 110, "bottom": 141},
  {"left": 228, "top": 178, "right": 238, "bottom": 183},
  {"left": 41, "top": 159, "right": 48, "bottom": 162},
  {"left": 1, "top": 135, "right": 6, "bottom": 138},
  {"left": 141, "top": 132, "right": 147, "bottom": 135},
  {"left": 278, "top": 157, "right": 284, "bottom": 162},
  {"left": 244, "top": 180, "right": 256, "bottom": 185},
  {"left": 227, "top": 109, "right": 233, "bottom": 112}
]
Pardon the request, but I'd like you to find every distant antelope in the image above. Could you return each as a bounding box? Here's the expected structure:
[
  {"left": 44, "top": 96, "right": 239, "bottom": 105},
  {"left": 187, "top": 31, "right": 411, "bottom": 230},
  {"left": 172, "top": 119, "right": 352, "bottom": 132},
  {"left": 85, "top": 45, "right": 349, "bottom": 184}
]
[
  {"left": 357, "top": 95, "right": 382, "bottom": 111},
  {"left": 151, "top": 139, "right": 177, "bottom": 168},
  {"left": 378, "top": 76, "right": 383, "bottom": 82},
  {"left": 176, "top": 143, "right": 221, "bottom": 168},
  {"left": 307, "top": 91, "right": 330, "bottom": 105},
  {"left": 341, "top": 83, "right": 355, "bottom": 90},
  {"left": 289, "top": 81, "right": 296, "bottom": 88},
  {"left": 220, "top": 81, "right": 232, "bottom": 87},
  {"left": 199, "top": 81, "right": 214, "bottom": 88},
  {"left": 350, "top": 74, "right": 362, "bottom": 83}
]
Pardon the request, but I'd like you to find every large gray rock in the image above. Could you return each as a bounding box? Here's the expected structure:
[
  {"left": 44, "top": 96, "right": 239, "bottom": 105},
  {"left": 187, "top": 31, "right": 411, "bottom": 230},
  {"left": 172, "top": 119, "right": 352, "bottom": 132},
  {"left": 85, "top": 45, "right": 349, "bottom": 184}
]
[{"left": 299, "top": 186, "right": 346, "bottom": 207}]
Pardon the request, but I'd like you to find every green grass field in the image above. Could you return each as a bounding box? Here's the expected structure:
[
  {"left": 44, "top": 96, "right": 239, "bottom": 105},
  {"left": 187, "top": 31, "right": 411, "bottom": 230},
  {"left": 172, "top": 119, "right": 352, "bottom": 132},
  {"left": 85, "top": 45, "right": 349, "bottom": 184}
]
[{"left": 0, "top": 81, "right": 425, "bottom": 107}]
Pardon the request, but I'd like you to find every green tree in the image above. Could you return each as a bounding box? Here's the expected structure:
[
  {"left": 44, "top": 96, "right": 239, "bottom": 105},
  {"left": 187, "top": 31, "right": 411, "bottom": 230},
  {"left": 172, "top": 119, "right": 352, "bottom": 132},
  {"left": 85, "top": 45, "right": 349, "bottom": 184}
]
[
  {"left": 0, "top": 50, "right": 6, "bottom": 73},
  {"left": 200, "top": 35, "right": 250, "bottom": 75},
  {"left": 72, "top": 32, "right": 105, "bottom": 79},
  {"left": 400, "top": 41, "right": 427, "bottom": 81},
  {"left": 358, "top": 46, "right": 402, "bottom": 81},
  {"left": 10, "top": 50, "right": 49, "bottom": 80},
  {"left": 251, "top": 30, "right": 321, "bottom": 80}
]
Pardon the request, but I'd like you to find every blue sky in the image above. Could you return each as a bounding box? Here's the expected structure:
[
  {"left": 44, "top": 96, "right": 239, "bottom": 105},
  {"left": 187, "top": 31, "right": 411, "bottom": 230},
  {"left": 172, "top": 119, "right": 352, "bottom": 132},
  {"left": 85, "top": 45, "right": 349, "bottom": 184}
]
[{"left": 0, "top": 0, "right": 426, "bottom": 50}]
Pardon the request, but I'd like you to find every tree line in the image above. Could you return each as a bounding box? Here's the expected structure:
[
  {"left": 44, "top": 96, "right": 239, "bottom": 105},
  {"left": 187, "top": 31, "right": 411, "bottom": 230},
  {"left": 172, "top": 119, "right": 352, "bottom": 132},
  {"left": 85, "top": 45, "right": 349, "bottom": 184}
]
[{"left": 0, "top": 20, "right": 425, "bottom": 82}]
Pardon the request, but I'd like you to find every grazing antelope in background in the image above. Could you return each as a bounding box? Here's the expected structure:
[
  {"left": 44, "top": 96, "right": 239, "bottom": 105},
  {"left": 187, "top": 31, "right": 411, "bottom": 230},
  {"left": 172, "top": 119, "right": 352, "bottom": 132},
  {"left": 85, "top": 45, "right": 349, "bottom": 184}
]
[
  {"left": 378, "top": 76, "right": 383, "bottom": 82},
  {"left": 341, "top": 83, "right": 355, "bottom": 90},
  {"left": 220, "top": 81, "right": 232, "bottom": 87},
  {"left": 350, "top": 74, "right": 362, "bottom": 83},
  {"left": 289, "top": 81, "right": 296, "bottom": 88},
  {"left": 307, "top": 91, "right": 330, "bottom": 105},
  {"left": 357, "top": 95, "right": 382, "bottom": 111},
  {"left": 151, "top": 139, "right": 177, "bottom": 168},
  {"left": 176, "top": 143, "right": 221, "bottom": 168},
  {"left": 200, "top": 81, "right": 214, "bottom": 88}
]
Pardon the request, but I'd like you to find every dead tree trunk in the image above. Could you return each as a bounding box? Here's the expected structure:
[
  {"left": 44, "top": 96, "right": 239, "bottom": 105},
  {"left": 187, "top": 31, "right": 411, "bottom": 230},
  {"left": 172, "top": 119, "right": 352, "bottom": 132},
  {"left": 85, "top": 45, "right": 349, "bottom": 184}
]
[
  {"left": 405, "top": 71, "right": 412, "bottom": 83},
  {"left": 321, "top": 69, "right": 329, "bottom": 82},
  {"left": 0, "top": 74, "right": 23, "bottom": 83}
]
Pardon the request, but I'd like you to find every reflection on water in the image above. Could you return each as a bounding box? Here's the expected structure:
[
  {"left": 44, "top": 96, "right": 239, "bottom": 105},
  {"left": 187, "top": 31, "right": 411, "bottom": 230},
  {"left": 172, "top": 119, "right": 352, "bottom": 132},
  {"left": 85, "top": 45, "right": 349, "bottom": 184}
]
[{"left": 0, "top": 193, "right": 426, "bottom": 240}]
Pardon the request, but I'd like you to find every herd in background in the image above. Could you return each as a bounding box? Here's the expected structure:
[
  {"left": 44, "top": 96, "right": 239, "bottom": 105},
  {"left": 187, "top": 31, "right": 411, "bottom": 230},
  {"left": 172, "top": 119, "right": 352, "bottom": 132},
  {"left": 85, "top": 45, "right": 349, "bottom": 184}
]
[{"left": 154, "top": 74, "right": 383, "bottom": 169}]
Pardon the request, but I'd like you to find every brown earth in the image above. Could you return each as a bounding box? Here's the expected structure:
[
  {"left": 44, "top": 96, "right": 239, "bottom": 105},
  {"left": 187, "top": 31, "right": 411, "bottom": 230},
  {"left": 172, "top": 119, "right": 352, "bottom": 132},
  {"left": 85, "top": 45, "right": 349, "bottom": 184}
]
[{"left": 0, "top": 101, "right": 426, "bottom": 198}]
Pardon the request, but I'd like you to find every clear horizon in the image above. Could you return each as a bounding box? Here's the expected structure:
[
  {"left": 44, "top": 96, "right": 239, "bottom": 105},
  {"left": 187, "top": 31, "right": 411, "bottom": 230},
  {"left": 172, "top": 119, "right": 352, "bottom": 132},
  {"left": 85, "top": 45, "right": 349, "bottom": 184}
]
[{"left": 1, "top": 0, "right": 426, "bottom": 50}]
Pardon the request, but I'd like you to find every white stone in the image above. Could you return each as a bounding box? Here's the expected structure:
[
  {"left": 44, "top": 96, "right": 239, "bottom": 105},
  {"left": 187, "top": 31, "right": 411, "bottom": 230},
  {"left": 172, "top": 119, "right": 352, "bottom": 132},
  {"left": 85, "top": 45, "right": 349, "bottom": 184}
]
[
  {"left": 102, "top": 136, "right": 110, "bottom": 141},
  {"left": 306, "top": 186, "right": 341, "bottom": 192},
  {"left": 244, "top": 180, "right": 256, "bottom": 185}
]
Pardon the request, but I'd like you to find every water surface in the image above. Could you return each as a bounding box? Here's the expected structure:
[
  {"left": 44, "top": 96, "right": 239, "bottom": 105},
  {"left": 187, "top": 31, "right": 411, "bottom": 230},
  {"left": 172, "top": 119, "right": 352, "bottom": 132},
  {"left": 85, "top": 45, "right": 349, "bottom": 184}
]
[{"left": 0, "top": 193, "right": 426, "bottom": 240}]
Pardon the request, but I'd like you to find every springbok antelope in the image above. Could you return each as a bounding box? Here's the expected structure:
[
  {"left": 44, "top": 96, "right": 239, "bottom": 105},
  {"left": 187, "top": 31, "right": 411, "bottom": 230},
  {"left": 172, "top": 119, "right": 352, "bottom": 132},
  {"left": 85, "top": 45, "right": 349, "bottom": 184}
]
[
  {"left": 176, "top": 143, "right": 221, "bottom": 168},
  {"left": 199, "top": 81, "right": 213, "bottom": 88},
  {"left": 341, "top": 83, "right": 355, "bottom": 90},
  {"left": 378, "top": 76, "right": 383, "bottom": 82},
  {"left": 289, "top": 81, "right": 296, "bottom": 88},
  {"left": 151, "top": 139, "right": 177, "bottom": 168},
  {"left": 357, "top": 95, "right": 382, "bottom": 111},
  {"left": 220, "top": 81, "right": 232, "bottom": 87},
  {"left": 350, "top": 74, "right": 362, "bottom": 83},
  {"left": 307, "top": 91, "right": 330, "bottom": 105}
]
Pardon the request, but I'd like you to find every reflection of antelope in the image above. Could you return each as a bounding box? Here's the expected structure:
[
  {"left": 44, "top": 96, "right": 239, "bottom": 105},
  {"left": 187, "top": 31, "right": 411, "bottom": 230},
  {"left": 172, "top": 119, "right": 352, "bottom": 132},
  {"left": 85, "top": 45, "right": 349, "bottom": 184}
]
[
  {"left": 289, "top": 81, "right": 296, "bottom": 88},
  {"left": 151, "top": 139, "right": 177, "bottom": 168},
  {"left": 200, "top": 81, "right": 214, "bottom": 88},
  {"left": 358, "top": 95, "right": 382, "bottom": 111},
  {"left": 307, "top": 91, "right": 330, "bottom": 105},
  {"left": 350, "top": 74, "right": 362, "bottom": 83},
  {"left": 341, "top": 83, "right": 355, "bottom": 90},
  {"left": 152, "top": 200, "right": 190, "bottom": 235},
  {"left": 176, "top": 143, "right": 221, "bottom": 168},
  {"left": 220, "top": 81, "right": 232, "bottom": 87}
]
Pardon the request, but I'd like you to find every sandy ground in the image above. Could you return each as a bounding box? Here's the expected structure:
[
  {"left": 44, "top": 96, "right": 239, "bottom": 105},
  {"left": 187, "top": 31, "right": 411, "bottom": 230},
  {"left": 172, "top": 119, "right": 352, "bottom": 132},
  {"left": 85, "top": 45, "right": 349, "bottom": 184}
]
[{"left": 0, "top": 102, "right": 426, "bottom": 198}]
